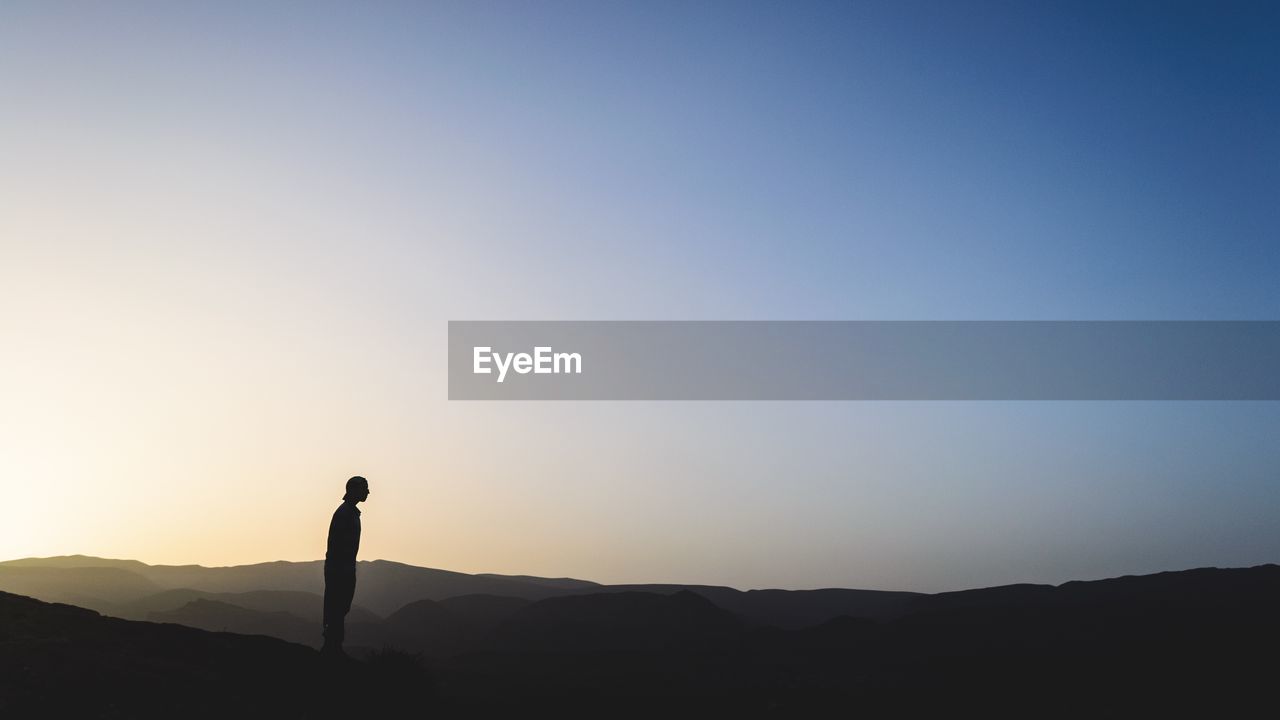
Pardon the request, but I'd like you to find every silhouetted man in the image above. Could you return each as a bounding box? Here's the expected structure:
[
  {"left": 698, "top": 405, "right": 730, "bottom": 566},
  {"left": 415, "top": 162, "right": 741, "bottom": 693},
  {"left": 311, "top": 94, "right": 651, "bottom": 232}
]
[{"left": 323, "top": 475, "right": 369, "bottom": 656}]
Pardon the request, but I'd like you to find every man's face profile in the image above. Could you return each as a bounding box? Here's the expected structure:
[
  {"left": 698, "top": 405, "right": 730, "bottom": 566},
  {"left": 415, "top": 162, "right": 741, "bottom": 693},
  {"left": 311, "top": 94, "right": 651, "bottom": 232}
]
[{"left": 346, "top": 476, "right": 370, "bottom": 503}]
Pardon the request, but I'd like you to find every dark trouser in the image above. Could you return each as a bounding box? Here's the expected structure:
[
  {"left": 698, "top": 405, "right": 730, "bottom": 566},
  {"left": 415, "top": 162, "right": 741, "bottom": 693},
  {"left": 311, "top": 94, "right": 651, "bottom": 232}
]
[{"left": 323, "top": 562, "right": 356, "bottom": 649}]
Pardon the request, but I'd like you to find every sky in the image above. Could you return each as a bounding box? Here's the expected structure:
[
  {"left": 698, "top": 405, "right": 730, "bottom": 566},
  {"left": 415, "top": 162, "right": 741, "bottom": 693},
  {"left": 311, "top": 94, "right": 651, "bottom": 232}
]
[{"left": 1, "top": 1, "right": 1277, "bottom": 592}]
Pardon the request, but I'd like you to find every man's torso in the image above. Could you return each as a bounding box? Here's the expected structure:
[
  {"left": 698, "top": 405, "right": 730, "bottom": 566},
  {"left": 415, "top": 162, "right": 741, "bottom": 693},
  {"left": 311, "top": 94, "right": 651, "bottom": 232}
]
[{"left": 325, "top": 501, "right": 361, "bottom": 566}]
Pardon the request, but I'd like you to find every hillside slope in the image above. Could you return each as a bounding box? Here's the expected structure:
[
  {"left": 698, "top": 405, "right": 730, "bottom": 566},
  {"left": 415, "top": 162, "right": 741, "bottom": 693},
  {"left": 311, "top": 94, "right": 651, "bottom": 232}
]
[{"left": 0, "top": 591, "right": 428, "bottom": 718}]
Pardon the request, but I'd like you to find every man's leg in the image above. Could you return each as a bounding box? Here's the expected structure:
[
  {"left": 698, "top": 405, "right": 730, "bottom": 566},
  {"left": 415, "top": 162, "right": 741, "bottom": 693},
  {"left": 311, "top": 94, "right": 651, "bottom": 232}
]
[
  {"left": 322, "top": 566, "right": 342, "bottom": 650},
  {"left": 322, "top": 566, "right": 356, "bottom": 653},
  {"left": 333, "top": 573, "right": 355, "bottom": 647}
]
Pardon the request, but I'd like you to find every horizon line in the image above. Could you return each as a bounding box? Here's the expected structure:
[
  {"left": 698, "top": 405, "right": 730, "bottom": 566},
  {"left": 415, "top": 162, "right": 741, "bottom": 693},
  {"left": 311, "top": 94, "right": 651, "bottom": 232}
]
[{"left": 4, "top": 553, "right": 1275, "bottom": 596}]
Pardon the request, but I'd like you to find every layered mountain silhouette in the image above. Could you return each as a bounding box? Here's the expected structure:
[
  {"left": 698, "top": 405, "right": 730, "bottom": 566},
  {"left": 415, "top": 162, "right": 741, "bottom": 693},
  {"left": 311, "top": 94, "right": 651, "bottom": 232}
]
[
  {"left": 0, "top": 555, "right": 921, "bottom": 633},
  {"left": 3, "top": 556, "right": 1277, "bottom": 714},
  {"left": 0, "top": 555, "right": 572, "bottom": 616}
]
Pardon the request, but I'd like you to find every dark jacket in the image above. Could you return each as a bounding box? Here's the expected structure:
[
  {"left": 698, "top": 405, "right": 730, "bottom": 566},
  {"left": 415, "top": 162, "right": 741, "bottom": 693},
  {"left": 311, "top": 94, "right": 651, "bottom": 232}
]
[{"left": 325, "top": 501, "right": 361, "bottom": 566}]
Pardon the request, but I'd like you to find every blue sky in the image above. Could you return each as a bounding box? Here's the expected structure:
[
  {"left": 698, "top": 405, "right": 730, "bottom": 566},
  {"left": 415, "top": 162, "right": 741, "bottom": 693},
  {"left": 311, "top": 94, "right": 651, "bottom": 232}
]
[{"left": 1, "top": 1, "right": 1277, "bottom": 590}]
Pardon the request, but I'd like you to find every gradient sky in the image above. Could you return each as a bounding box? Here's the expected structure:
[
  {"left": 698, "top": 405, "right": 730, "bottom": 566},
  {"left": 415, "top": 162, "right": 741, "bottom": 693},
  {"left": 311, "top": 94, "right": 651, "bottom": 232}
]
[{"left": 2, "top": 1, "right": 1277, "bottom": 592}]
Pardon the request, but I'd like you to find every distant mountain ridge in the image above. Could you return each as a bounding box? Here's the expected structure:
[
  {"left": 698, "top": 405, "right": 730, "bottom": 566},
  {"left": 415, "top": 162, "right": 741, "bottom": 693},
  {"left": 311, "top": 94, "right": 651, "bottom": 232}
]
[
  {"left": 0, "top": 554, "right": 925, "bottom": 628},
  {"left": 0, "top": 555, "right": 581, "bottom": 617}
]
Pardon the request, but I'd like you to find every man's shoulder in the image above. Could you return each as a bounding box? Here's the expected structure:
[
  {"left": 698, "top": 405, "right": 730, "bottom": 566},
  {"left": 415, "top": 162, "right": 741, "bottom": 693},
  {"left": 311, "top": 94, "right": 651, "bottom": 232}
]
[{"left": 332, "top": 502, "right": 357, "bottom": 518}]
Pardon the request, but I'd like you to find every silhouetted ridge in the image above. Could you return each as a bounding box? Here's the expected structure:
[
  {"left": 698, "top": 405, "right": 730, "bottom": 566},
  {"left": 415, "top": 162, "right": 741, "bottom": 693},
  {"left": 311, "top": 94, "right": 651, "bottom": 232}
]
[
  {"left": 0, "top": 591, "right": 426, "bottom": 718},
  {"left": 149, "top": 598, "right": 318, "bottom": 645},
  {"left": 900, "top": 564, "right": 1280, "bottom": 617},
  {"left": 0, "top": 565, "right": 161, "bottom": 609},
  {"left": 498, "top": 590, "right": 742, "bottom": 652},
  {"left": 475, "top": 573, "right": 601, "bottom": 590},
  {"left": 0, "top": 556, "right": 591, "bottom": 616},
  {"left": 437, "top": 593, "right": 531, "bottom": 625},
  {"left": 381, "top": 597, "right": 470, "bottom": 652},
  {"left": 4, "top": 563, "right": 1279, "bottom": 713}
]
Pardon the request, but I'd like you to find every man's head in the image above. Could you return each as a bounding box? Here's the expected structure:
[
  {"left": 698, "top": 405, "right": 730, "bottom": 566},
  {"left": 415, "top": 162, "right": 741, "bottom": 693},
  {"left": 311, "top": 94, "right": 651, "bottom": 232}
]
[{"left": 343, "top": 476, "right": 370, "bottom": 503}]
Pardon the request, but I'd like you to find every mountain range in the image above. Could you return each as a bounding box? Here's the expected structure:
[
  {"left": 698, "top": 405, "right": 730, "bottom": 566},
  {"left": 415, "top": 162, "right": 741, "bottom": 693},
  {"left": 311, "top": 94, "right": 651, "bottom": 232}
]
[
  {"left": 0, "top": 555, "right": 920, "bottom": 643},
  {"left": 3, "top": 556, "right": 1277, "bottom": 714}
]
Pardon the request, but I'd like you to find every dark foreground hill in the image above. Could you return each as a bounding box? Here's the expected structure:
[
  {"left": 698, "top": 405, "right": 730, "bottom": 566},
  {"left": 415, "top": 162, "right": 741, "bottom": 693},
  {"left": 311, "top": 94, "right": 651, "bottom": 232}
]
[
  {"left": 0, "top": 591, "right": 427, "bottom": 719},
  {"left": 3, "top": 562, "right": 1279, "bottom": 714},
  {"left": 428, "top": 565, "right": 1280, "bottom": 713}
]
